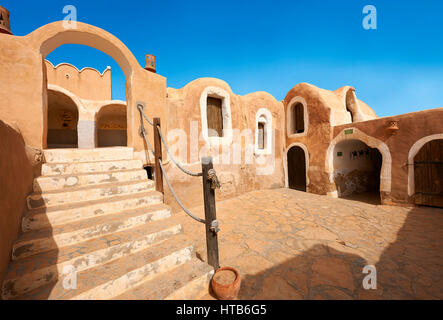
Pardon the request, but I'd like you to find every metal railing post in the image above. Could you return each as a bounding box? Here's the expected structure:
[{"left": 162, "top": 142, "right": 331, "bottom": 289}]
[
  {"left": 153, "top": 118, "right": 164, "bottom": 194},
  {"left": 201, "top": 157, "right": 220, "bottom": 270}
]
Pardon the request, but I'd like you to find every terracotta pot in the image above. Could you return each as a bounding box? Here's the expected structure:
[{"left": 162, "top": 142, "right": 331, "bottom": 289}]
[{"left": 211, "top": 267, "right": 241, "bottom": 300}]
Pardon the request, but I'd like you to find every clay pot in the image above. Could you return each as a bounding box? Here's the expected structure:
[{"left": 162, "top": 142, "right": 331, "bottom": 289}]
[{"left": 211, "top": 267, "right": 241, "bottom": 300}]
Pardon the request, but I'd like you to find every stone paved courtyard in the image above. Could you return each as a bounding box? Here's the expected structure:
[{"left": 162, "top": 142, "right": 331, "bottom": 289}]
[{"left": 175, "top": 188, "right": 443, "bottom": 300}]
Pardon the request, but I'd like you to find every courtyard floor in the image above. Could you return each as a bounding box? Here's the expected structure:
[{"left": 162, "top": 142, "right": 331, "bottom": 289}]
[{"left": 175, "top": 188, "right": 443, "bottom": 300}]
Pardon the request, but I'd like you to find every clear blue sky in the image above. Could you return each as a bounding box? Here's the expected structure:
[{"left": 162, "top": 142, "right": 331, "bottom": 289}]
[{"left": 3, "top": 0, "right": 443, "bottom": 117}]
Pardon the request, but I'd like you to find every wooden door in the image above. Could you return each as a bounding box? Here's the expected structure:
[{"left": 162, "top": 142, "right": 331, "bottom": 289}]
[
  {"left": 414, "top": 139, "right": 443, "bottom": 208},
  {"left": 288, "top": 146, "right": 306, "bottom": 191},
  {"left": 294, "top": 103, "right": 304, "bottom": 133},
  {"left": 207, "top": 97, "right": 223, "bottom": 137}
]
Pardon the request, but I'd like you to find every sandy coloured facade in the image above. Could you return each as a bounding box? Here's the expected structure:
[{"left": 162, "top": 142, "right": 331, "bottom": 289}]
[{"left": 0, "top": 10, "right": 442, "bottom": 285}]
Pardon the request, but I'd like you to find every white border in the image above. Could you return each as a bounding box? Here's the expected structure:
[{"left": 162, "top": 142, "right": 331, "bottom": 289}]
[
  {"left": 283, "top": 142, "right": 310, "bottom": 188},
  {"left": 287, "top": 96, "right": 309, "bottom": 138},
  {"left": 200, "top": 86, "right": 232, "bottom": 146},
  {"left": 407, "top": 134, "right": 443, "bottom": 196},
  {"left": 254, "top": 108, "right": 273, "bottom": 155}
]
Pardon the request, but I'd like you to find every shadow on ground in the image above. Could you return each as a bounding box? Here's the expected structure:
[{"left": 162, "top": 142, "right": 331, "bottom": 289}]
[{"left": 234, "top": 206, "right": 442, "bottom": 300}]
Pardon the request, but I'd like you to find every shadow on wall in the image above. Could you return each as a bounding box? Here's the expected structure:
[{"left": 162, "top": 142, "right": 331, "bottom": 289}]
[
  {"left": 0, "top": 121, "right": 34, "bottom": 285},
  {"left": 233, "top": 206, "right": 443, "bottom": 300}
]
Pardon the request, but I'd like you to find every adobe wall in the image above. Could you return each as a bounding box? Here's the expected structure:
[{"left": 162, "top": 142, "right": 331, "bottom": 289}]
[
  {"left": 44, "top": 60, "right": 112, "bottom": 100},
  {"left": 0, "top": 121, "right": 34, "bottom": 284},
  {"left": 162, "top": 78, "right": 285, "bottom": 211},
  {"left": 283, "top": 83, "right": 335, "bottom": 196},
  {"left": 331, "top": 108, "right": 443, "bottom": 206}
]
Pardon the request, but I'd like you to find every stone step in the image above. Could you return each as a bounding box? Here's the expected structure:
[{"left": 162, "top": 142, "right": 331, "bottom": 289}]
[
  {"left": 12, "top": 204, "right": 172, "bottom": 260},
  {"left": 33, "top": 169, "right": 148, "bottom": 192},
  {"left": 22, "top": 191, "right": 164, "bottom": 232},
  {"left": 114, "top": 258, "right": 214, "bottom": 300},
  {"left": 43, "top": 147, "right": 134, "bottom": 163},
  {"left": 2, "top": 221, "right": 184, "bottom": 299},
  {"left": 42, "top": 159, "right": 143, "bottom": 176},
  {"left": 27, "top": 180, "right": 154, "bottom": 210}
]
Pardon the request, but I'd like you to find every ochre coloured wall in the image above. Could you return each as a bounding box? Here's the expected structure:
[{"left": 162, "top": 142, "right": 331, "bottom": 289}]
[
  {"left": 163, "top": 78, "right": 285, "bottom": 211},
  {"left": 45, "top": 60, "right": 112, "bottom": 101},
  {"left": 0, "top": 121, "right": 34, "bottom": 284},
  {"left": 283, "top": 83, "right": 336, "bottom": 196}
]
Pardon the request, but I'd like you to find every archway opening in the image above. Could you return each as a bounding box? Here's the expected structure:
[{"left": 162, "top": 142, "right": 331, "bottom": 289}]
[
  {"left": 47, "top": 89, "right": 79, "bottom": 148},
  {"left": 413, "top": 139, "right": 443, "bottom": 208},
  {"left": 333, "top": 139, "right": 382, "bottom": 204},
  {"left": 44, "top": 43, "right": 127, "bottom": 149},
  {"left": 287, "top": 146, "right": 307, "bottom": 191},
  {"left": 96, "top": 104, "right": 127, "bottom": 147}
]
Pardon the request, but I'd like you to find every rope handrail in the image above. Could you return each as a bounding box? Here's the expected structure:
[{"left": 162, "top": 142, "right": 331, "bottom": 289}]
[
  {"left": 137, "top": 103, "right": 221, "bottom": 268},
  {"left": 137, "top": 104, "right": 202, "bottom": 177},
  {"left": 159, "top": 161, "right": 206, "bottom": 224},
  {"left": 137, "top": 104, "right": 206, "bottom": 224}
]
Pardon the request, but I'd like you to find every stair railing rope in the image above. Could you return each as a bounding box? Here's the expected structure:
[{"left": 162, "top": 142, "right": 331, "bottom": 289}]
[
  {"left": 158, "top": 161, "right": 206, "bottom": 224},
  {"left": 137, "top": 104, "right": 220, "bottom": 269},
  {"left": 138, "top": 105, "right": 202, "bottom": 177}
]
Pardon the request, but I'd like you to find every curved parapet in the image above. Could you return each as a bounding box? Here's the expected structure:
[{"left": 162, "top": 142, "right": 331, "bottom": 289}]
[{"left": 45, "top": 60, "right": 112, "bottom": 100}]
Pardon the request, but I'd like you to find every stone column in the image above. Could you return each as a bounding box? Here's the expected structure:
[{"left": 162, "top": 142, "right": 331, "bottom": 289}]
[{"left": 77, "top": 120, "right": 95, "bottom": 149}]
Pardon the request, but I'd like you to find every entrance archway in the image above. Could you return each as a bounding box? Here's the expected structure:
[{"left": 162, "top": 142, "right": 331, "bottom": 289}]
[
  {"left": 46, "top": 89, "right": 79, "bottom": 148},
  {"left": 96, "top": 104, "right": 127, "bottom": 147},
  {"left": 287, "top": 145, "right": 307, "bottom": 191},
  {"left": 29, "top": 21, "right": 139, "bottom": 149},
  {"left": 326, "top": 127, "right": 392, "bottom": 204},
  {"left": 332, "top": 139, "right": 382, "bottom": 204}
]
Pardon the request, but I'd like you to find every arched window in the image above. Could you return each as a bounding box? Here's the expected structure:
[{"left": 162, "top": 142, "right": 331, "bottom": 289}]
[
  {"left": 255, "top": 108, "right": 272, "bottom": 155},
  {"left": 287, "top": 97, "right": 308, "bottom": 137},
  {"left": 207, "top": 96, "right": 223, "bottom": 137}
]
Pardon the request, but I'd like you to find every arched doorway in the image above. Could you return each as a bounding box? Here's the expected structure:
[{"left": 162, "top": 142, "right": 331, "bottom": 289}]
[
  {"left": 46, "top": 89, "right": 79, "bottom": 148},
  {"left": 287, "top": 146, "right": 307, "bottom": 191},
  {"left": 96, "top": 104, "right": 127, "bottom": 147},
  {"left": 413, "top": 139, "right": 443, "bottom": 208},
  {"left": 332, "top": 139, "right": 382, "bottom": 204}
]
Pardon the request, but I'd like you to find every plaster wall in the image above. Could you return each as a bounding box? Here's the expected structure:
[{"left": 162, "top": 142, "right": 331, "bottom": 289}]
[
  {"left": 163, "top": 78, "right": 285, "bottom": 211},
  {"left": 283, "top": 83, "right": 336, "bottom": 196},
  {"left": 0, "top": 121, "right": 34, "bottom": 284}
]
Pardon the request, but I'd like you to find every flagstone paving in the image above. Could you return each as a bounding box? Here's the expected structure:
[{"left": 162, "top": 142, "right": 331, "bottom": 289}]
[{"left": 175, "top": 188, "right": 443, "bottom": 300}]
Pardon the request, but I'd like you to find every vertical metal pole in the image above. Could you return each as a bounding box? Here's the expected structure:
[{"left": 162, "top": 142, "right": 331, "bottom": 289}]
[
  {"left": 153, "top": 118, "right": 163, "bottom": 194},
  {"left": 202, "top": 157, "right": 220, "bottom": 269}
]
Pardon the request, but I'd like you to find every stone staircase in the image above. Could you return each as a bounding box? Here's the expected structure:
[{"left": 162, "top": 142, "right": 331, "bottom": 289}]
[{"left": 1, "top": 147, "right": 213, "bottom": 300}]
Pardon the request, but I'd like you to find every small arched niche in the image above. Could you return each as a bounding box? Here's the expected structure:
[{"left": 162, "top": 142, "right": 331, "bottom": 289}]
[
  {"left": 96, "top": 104, "right": 127, "bottom": 147},
  {"left": 47, "top": 89, "right": 79, "bottom": 148}
]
